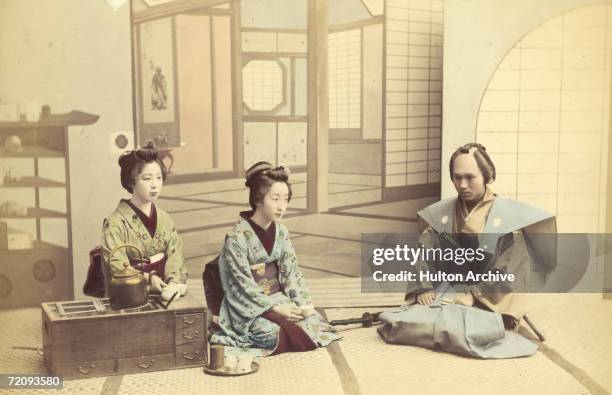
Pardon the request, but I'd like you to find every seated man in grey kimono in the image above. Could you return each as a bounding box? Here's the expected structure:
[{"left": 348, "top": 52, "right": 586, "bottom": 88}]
[
  {"left": 405, "top": 143, "right": 556, "bottom": 328},
  {"left": 102, "top": 142, "right": 188, "bottom": 301},
  {"left": 209, "top": 162, "right": 340, "bottom": 354}
]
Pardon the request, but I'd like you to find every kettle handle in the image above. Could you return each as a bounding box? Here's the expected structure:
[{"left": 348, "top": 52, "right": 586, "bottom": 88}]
[{"left": 109, "top": 243, "right": 145, "bottom": 276}]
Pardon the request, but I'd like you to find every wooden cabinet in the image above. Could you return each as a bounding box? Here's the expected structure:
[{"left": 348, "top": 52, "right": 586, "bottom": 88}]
[
  {"left": 42, "top": 294, "right": 207, "bottom": 379},
  {"left": 0, "top": 110, "right": 99, "bottom": 307}
]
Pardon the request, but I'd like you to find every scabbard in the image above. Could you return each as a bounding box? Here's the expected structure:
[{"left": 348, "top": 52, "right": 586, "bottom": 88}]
[
  {"left": 329, "top": 312, "right": 381, "bottom": 327},
  {"left": 329, "top": 317, "right": 368, "bottom": 326}
]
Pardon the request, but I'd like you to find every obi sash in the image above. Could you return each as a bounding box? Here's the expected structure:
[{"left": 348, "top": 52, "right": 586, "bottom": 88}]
[
  {"left": 250, "top": 260, "right": 282, "bottom": 296},
  {"left": 130, "top": 252, "right": 167, "bottom": 280}
]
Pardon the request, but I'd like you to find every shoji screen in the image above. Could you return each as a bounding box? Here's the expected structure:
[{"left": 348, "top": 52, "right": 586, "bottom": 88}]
[
  {"left": 476, "top": 4, "right": 612, "bottom": 232},
  {"left": 385, "top": 0, "right": 444, "bottom": 188}
]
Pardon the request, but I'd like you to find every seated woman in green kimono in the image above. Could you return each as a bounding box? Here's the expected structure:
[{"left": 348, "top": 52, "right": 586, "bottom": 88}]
[
  {"left": 101, "top": 142, "right": 187, "bottom": 300},
  {"left": 210, "top": 162, "right": 340, "bottom": 353}
]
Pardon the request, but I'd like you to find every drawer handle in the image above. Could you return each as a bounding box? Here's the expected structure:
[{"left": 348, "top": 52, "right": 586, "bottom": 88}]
[
  {"left": 183, "top": 317, "right": 198, "bottom": 324},
  {"left": 78, "top": 363, "right": 95, "bottom": 375},
  {"left": 183, "top": 330, "right": 199, "bottom": 340},
  {"left": 137, "top": 359, "right": 155, "bottom": 369},
  {"left": 183, "top": 351, "right": 199, "bottom": 361}
]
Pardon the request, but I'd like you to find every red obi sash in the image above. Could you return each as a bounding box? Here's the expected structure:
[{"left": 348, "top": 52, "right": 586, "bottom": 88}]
[{"left": 130, "top": 253, "right": 167, "bottom": 280}]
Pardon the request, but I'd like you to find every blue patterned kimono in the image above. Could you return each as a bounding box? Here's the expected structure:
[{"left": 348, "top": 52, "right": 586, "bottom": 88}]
[{"left": 210, "top": 218, "right": 340, "bottom": 349}]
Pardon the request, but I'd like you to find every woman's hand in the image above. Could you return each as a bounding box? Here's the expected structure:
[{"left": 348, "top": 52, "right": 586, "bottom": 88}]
[
  {"left": 319, "top": 322, "right": 337, "bottom": 332},
  {"left": 271, "top": 303, "right": 304, "bottom": 322},
  {"left": 146, "top": 273, "right": 167, "bottom": 293},
  {"left": 416, "top": 290, "right": 436, "bottom": 305},
  {"left": 162, "top": 282, "right": 187, "bottom": 301}
]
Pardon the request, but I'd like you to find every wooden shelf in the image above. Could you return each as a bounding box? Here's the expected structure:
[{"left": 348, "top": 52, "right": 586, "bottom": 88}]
[
  {"left": 0, "top": 108, "right": 99, "bottom": 308},
  {"left": 0, "top": 241, "right": 68, "bottom": 255},
  {"left": 0, "top": 176, "right": 65, "bottom": 188},
  {"left": 0, "top": 111, "right": 99, "bottom": 129},
  {"left": 0, "top": 120, "right": 49, "bottom": 129},
  {"left": 0, "top": 146, "right": 64, "bottom": 158},
  {"left": 0, "top": 207, "right": 66, "bottom": 219}
]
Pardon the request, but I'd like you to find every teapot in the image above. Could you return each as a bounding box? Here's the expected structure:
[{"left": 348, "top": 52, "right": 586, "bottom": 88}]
[{"left": 108, "top": 243, "right": 151, "bottom": 310}]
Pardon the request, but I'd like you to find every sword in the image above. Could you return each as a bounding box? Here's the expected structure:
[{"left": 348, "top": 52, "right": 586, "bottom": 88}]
[{"left": 329, "top": 312, "right": 382, "bottom": 328}]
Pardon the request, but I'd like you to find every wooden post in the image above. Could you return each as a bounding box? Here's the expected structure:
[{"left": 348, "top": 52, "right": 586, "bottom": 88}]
[
  {"left": 307, "top": 0, "right": 329, "bottom": 213},
  {"left": 607, "top": 81, "right": 612, "bottom": 233},
  {"left": 605, "top": 79, "right": 612, "bottom": 296},
  {"left": 231, "top": 0, "right": 244, "bottom": 176}
]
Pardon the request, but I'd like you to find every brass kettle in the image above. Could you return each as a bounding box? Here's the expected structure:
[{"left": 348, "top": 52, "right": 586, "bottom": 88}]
[{"left": 108, "top": 243, "right": 150, "bottom": 310}]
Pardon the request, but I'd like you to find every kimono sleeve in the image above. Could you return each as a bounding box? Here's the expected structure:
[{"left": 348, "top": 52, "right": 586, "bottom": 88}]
[
  {"left": 101, "top": 218, "right": 131, "bottom": 277},
  {"left": 471, "top": 231, "right": 531, "bottom": 302},
  {"left": 164, "top": 218, "right": 187, "bottom": 284},
  {"left": 405, "top": 226, "right": 439, "bottom": 302},
  {"left": 277, "top": 230, "right": 312, "bottom": 307},
  {"left": 219, "top": 233, "right": 281, "bottom": 319}
]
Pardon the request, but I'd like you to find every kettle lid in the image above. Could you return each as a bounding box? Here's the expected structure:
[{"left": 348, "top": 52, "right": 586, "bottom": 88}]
[{"left": 114, "top": 262, "right": 141, "bottom": 278}]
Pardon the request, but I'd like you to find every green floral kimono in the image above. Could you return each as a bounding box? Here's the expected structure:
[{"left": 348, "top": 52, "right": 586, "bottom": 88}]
[
  {"left": 101, "top": 200, "right": 187, "bottom": 295},
  {"left": 210, "top": 218, "right": 340, "bottom": 349}
]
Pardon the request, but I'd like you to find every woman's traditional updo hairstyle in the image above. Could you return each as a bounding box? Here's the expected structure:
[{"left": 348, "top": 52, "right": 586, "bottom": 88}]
[
  {"left": 244, "top": 161, "right": 292, "bottom": 211},
  {"left": 118, "top": 141, "right": 168, "bottom": 193}
]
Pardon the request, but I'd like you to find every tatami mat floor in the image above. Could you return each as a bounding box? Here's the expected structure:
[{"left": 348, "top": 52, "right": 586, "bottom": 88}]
[
  {"left": 116, "top": 349, "right": 344, "bottom": 395},
  {"left": 525, "top": 294, "right": 612, "bottom": 393},
  {"left": 1, "top": 295, "right": 611, "bottom": 394},
  {"left": 322, "top": 305, "right": 598, "bottom": 395}
]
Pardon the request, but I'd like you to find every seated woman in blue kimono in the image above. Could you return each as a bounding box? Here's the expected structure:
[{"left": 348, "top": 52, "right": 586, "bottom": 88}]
[
  {"left": 210, "top": 162, "right": 340, "bottom": 353},
  {"left": 101, "top": 142, "right": 188, "bottom": 300}
]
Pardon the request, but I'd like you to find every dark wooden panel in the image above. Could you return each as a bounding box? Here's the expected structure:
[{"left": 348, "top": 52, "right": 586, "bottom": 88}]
[
  {"left": 50, "top": 314, "right": 175, "bottom": 363},
  {"left": 382, "top": 183, "right": 440, "bottom": 202}
]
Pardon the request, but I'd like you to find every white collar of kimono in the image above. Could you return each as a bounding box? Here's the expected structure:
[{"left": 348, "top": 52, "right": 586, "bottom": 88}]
[{"left": 236, "top": 218, "right": 283, "bottom": 263}]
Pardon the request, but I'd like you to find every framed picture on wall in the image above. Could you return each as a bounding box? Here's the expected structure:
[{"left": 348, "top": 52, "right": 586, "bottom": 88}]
[{"left": 135, "top": 16, "right": 180, "bottom": 148}]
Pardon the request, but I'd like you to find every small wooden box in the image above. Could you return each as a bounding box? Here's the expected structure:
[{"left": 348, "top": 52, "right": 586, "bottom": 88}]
[{"left": 41, "top": 294, "right": 207, "bottom": 379}]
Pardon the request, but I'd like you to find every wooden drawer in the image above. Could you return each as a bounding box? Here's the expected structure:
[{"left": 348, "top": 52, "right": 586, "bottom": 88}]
[
  {"left": 175, "top": 312, "right": 204, "bottom": 330},
  {"left": 175, "top": 342, "right": 206, "bottom": 367},
  {"left": 53, "top": 359, "right": 115, "bottom": 380},
  {"left": 175, "top": 325, "right": 203, "bottom": 346},
  {"left": 117, "top": 354, "right": 175, "bottom": 375},
  {"left": 175, "top": 312, "right": 205, "bottom": 346}
]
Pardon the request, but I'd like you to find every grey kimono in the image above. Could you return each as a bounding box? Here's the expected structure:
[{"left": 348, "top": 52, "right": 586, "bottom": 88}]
[{"left": 378, "top": 290, "right": 538, "bottom": 359}]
